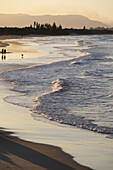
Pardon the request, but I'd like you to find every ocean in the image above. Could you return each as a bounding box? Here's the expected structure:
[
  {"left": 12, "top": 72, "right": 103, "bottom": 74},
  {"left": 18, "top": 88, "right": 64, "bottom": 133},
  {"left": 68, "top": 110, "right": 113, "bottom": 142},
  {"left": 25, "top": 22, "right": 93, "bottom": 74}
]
[{"left": 1, "top": 35, "right": 113, "bottom": 137}]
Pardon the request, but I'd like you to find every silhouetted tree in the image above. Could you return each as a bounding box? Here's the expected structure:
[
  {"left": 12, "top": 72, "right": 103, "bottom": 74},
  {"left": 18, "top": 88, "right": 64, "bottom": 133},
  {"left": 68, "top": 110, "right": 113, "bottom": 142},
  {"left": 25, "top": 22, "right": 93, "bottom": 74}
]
[
  {"left": 52, "top": 22, "right": 57, "bottom": 30},
  {"left": 34, "top": 21, "right": 36, "bottom": 28},
  {"left": 40, "top": 24, "right": 44, "bottom": 29},
  {"left": 59, "top": 25, "right": 62, "bottom": 30},
  {"left": 36, "top": 22, "right": 40, "bottom": 29},
  {"left": 83, "top": 26, "right": 86, "bottom": 30},
  {"left": 45, "top": 23, "right": 51, "bottom": 30}
]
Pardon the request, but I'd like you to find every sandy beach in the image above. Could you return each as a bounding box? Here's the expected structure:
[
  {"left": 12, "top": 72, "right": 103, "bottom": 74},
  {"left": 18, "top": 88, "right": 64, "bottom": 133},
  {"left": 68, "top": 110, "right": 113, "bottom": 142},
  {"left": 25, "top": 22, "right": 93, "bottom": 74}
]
[
  {"left": 0, "top": 36, "right": 113, "bottom": 170},
  {"left": 0, "top": 129, "right": 91, "bottom": 170},
  {"left": 0, "top": 37, "right": 92, "bottom": 170}
]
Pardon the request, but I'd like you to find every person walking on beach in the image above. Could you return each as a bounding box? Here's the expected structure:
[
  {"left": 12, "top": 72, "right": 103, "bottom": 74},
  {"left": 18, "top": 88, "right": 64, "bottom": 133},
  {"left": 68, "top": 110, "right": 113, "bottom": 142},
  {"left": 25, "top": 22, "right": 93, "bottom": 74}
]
[
  {"left": 1, "top": 55, "right": 3, "bottom": 60},
  {"left": 2, "top": 49, "right": 6, "bottom": 54},
  {"left": 4, "top": 49, "right": 6, "bottom": 54},
  {"left": 1, "top": 49, "right": 7, "bottom": 60},
  {"left": 4, "top": 55, "right": 6, "bottom": 60},
  {"left": 2, "top": 49, "right": 4, "bottom": 54}
]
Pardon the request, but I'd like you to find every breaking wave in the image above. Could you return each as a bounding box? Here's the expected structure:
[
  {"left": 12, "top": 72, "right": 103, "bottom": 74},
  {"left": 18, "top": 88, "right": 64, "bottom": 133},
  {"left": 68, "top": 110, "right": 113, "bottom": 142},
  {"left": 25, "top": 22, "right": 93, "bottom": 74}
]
[
  {"left": 32, "top": 79, "right": 113, "bottom": 135},
  {"left": 1, "top": 35, "right": 113, "bottom": 137}
]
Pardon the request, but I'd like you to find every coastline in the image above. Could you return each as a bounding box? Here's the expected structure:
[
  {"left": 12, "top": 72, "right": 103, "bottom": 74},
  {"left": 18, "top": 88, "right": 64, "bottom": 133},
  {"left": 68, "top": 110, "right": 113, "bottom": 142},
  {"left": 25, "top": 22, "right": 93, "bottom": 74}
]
[
  {"left": 0, "top": 129, "right": 91, "bottom": 170},
  {"left": 0, "top": 37, "right": 91, "bottom": 169},
  {"left": 0, "top": 36, "right": 113, "bottom": 170}
]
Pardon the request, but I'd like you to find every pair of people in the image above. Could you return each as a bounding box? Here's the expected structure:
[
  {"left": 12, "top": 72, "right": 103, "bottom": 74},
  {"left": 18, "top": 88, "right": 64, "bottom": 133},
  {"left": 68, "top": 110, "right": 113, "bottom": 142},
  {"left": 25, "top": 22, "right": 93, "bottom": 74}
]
[
  {"left": 1, "top": 55, "right": 6, "bottom": 60},
  {"left": 2, "top": 49, "right": 6, "bottom": 54}
]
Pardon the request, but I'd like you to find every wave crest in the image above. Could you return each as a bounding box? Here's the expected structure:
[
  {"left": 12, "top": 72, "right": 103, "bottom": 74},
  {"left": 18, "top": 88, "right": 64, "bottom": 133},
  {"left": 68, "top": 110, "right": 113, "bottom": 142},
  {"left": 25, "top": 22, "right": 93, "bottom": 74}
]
[{"left": 32, "top": 79, "right": 113, "bottom": 135}]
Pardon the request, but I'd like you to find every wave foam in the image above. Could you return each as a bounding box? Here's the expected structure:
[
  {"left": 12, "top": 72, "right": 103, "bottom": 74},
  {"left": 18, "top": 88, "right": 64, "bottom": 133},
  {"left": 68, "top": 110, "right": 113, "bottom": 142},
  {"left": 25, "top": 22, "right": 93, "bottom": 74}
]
[{"left": 32, "top": 79, "right": 113, "bottom": 135}]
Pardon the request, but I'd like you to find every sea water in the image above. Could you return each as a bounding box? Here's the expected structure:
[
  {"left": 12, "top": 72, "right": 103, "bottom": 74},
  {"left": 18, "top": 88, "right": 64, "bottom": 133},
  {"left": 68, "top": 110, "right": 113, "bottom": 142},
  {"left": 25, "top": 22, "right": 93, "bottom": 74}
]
[{"left": 1, "top": 35, "right": 113, "bottom": 136}]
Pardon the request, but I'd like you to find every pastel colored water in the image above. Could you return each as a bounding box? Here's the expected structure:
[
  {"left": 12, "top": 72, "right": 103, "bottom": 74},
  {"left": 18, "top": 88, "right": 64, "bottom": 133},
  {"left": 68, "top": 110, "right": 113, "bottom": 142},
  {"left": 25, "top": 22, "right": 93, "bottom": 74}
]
[{"left": 1, "top": 35, "right": 113, "bottom": 136}]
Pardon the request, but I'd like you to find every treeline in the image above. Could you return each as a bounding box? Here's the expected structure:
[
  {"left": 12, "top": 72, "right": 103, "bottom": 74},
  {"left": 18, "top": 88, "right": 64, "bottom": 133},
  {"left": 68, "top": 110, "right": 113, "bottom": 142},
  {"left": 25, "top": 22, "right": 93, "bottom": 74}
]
[
  {"left": 31, "top": 21, "right": 62, "bottom": 30},
  {"left": 65, "top": 27, "right": 113, "bottom": 35},
  {"left": 0, "top": 22, "right": 67, "bottom": 36},
  {"left": 0, "top": 21, "right": 113, "bottom": 36}
]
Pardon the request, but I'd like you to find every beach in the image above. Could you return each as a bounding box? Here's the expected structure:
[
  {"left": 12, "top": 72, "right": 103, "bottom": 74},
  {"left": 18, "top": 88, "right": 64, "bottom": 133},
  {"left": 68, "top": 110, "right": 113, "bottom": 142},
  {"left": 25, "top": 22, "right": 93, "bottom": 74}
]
[
  {"left": 0, "top": 37, "right": 91, "bottom": 170},
  {"left": 0, "top": 129, "right": 91, "bottom": 170},
  {"left": 0, "top": 36, "right": 113, "bottom": 170}
]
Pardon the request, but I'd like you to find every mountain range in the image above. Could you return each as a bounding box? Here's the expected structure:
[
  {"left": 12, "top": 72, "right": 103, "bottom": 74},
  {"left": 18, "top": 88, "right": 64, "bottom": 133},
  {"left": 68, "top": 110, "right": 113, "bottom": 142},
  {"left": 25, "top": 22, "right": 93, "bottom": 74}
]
[
  {"left": 109, "top": 22, "right": 113, "bottom": 27},
  {"left": 0, "top": 13, "right": 108, "bottom": 28}
]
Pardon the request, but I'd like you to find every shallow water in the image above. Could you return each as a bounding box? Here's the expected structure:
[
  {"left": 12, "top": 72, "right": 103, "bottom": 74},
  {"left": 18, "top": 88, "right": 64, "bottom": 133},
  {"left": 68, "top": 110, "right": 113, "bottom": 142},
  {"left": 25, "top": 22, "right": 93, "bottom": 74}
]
[{"left": 1, "top": 35, "right": 113, "bottom": 136}]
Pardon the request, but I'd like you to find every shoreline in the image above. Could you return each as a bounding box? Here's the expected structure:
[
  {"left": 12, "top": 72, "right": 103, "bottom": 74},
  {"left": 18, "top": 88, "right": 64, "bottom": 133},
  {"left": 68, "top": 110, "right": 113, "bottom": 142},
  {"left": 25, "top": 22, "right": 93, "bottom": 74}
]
[
  {"left": 0, "top": 36, "right": 92, "bottom": 169},
  {"left": 0, "top": 129, "right": 91, "bottom": 170},
  {"left": 0, "top": 36, "right": 113, "bottom": 170}
]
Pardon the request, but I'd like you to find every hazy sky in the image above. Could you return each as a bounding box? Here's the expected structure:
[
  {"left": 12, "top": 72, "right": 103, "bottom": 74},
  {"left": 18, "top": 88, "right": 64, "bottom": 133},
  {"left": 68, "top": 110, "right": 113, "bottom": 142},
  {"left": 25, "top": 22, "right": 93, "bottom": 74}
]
[{"left": 0, "top": 0, "right": 113, "bottom": 23}]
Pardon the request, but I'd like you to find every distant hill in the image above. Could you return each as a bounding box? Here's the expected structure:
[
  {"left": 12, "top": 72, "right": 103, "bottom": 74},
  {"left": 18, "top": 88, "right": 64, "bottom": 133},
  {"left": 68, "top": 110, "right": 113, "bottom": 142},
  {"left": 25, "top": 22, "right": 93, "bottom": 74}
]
[
  {"left": 0, "top": 13, "right": 108, "bottom": 28},
  {"left": 109, "top": 22, "right": 113, "bottom": 27}
]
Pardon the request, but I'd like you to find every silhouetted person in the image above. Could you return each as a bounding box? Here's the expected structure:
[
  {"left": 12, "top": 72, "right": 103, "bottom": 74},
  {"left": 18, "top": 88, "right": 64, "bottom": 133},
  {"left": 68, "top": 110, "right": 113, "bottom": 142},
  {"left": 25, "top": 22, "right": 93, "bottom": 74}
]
[
  {"left": 1, "top": 55, "right": 3, "bottom": 60},
  {"left": 21, "top": 54, "right": 24, "bottom": 58},
  {"left": 2, "top": 49, "right": 4, "bottom": 54},
  {"left": 4, "top": 49, "right": 6, "bottom": 54},
  {"left": 4, "top": 55, "right": 6, "bottom": 60}
]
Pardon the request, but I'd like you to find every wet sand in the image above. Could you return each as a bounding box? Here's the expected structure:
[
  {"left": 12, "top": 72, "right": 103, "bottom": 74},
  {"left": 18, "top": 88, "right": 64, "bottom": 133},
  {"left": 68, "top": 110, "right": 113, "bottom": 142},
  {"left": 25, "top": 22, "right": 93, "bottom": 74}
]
[
  {"left": 0, "top": 129, "right": 91, "bottom": 170},
  {"left": 0, "top": 37, "right": 91, "bottom": 169},
  {"left": 0, "top": 36, "right": 113, "bottom": 170}
]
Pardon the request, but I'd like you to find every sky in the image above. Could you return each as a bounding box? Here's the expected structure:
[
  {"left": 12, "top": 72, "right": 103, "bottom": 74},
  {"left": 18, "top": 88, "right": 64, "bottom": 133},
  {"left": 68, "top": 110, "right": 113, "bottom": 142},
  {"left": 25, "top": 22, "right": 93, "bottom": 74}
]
[{"left": 0, "top": 0, "right": 113, "bottom": 24}]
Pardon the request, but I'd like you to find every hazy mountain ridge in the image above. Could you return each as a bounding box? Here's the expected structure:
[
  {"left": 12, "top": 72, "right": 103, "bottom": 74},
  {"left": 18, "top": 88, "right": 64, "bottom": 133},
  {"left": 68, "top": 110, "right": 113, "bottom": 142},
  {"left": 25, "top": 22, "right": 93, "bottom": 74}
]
[
  {"left": 0, "top": 13, "right": 108, "bottom": 28},
  {"left": 109, "top": 22, "right": 113, "bottom": 27}
]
